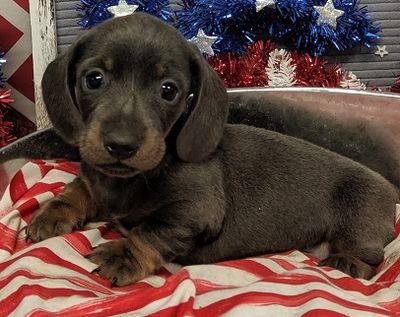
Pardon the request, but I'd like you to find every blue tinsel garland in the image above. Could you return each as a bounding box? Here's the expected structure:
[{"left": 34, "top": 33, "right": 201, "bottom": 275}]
[
  {"left": 269, "top": 0, "right": 381, "bottom": 55},
  {"left": 177, "top": 0, "right": 260, "bottom": 54},
  {"left": 77, "top": 0, "right": 174, "bottom": 29},
  {"left": 77, "top": 0, "right": 380, "bottom": 56}
]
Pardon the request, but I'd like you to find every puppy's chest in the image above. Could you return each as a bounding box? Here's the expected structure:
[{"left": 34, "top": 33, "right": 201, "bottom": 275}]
[{"left": 89, "top": 176, "right": 161, "bottom": 223}]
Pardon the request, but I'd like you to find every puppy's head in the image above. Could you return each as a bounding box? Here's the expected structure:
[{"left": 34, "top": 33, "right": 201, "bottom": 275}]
[{"left": 42, "top": 13, "right": 227, "bottom": 177}]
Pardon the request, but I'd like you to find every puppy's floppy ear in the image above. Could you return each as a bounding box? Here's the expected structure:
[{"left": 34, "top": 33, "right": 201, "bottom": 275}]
[
  {"left": 41, "top": 38, "right": 86, "bottom": 146},
  {"left": 176, "top": 46, "right": 228, "bottom": 162}
]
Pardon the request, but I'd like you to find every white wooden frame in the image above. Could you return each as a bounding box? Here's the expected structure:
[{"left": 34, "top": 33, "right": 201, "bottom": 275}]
[{"left": 29, "top": 0, "right": 58, "bottom": 129}]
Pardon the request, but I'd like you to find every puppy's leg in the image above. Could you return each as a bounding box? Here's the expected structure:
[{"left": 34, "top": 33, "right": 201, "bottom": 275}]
[
  {"left": 87, "top": 220, "right": 196, "bottom": 286},
  {"left": 26, "top": 177, "right": 95, "bottom": 242},
  {"left": 319, "top": 173, "right": 397, "bottom": 279},
  {"left": 320, "top": 221, "right": 393, "bottom": 279},
  {"left": 320, "top": 208, "right": 395, "bottom": 279},
  {"left": 86, "top": 229, "right": 164, "bottom": 286},
  {"left": 87, "top": 201, "right": 218, "bottom": 286},
  {"left": 319, "top": 247, "right": 380, "bottom": 279}
]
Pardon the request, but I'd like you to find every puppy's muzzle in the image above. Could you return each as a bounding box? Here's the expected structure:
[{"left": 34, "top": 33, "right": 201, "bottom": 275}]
[
  {"left": 104, "top": 141, "right": 138, "bottom": 160},
  {"left": 103, "top": 128, "right": 143, "bottom": 160}
]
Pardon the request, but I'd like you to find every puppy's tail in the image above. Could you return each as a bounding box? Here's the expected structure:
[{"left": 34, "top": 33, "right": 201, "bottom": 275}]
[
  {"left": 228, "top": 97, "right": 400, "bottom": 188},
  {"left": 0, "top": 127, "right": 80, "bottom": 164}
]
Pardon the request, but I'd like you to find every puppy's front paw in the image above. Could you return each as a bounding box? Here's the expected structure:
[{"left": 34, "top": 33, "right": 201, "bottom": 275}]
[
  {"left": 26, "top": 199, "right": 85, "bottom": 242},
  {"left": 87, "top": 238, "right": 163, "bottom": 287},
  {"left": 319, "top": 253, "right": 375, "bottom": 279}
]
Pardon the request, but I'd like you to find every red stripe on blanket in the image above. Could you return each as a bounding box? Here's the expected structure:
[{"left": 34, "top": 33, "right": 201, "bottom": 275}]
[
  {"left": 148, "top": 297, "right": 196, "bottom": 317},
  {"left": 270, "top": 257, "right": 300, "bottom": 270},
  {"left": 0, "top": 285, "right": 97, "bottom": 316},
  {"left": 37, "top": 162, "right": 58, "bottom": 178},
  {"left": 271, "top": 266, "right": 390, "bottom": 295},
  {"left": 378, "top": 298, "right": 400, "bottom": 313},
  {"left": 0, "top": 222, "right": 32, "bottom": 254},
  {"left": 0, "top": 269, "right": 56, "bottom": 289},
  {"left": 32, "top": 160, "right": 80, "bottom": 176},
  {"left": 63, "top": 232, "right": 94, "bottom": 256},
  {"left": 0, "top": 269, "right": 113, "bottom": 296},
  {"left": 97, "top": 223, "right": 123, "bottom": 240},
  {"left": 218, "top": 259, "right": 276, "bottom": 278},
  {"left": 193, "top": 266, "right": 391, "bottom": 297},
  {"left": 0, "top": 222, "right": 17, "bottom": 253},
  {"left": 192, "top": 279, "right": 237, "bottom": 295},
  {"left": 0, "top": 247, "right": 107, "bottom": 285},
  {"left": 16, "top": 196, "right": 40, "bottom": 223},
  {"left": 0, "top": 269, "right": 115, "bottom": 295},
  {"left": 374, "top": 258, "right": 400, "bottom": 283},
  {"left": 24, "top": 182, "right": 66, "bottom": 200},
  {"left": 9, "top": 170, "right": 28, "bottom": 204},
  {"left": 32, "top": 270, "right": 193, "bottom": 317},
  {"left": 101, "top": 228, "right": 123, "bottom": 240},
  {"left": 194, "top": 290, "right": 392, "bottom": 316},
  {"left": 303, "top": 309, "right": 348, "bottom": 317},
  {"left": 55, "top": 161, "right": 80, "bottom": 175}
]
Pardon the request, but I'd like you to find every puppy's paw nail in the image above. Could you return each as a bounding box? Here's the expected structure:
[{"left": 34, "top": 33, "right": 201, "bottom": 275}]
[
  {"left": 91, "top": 268, "right": 100, "bottom": 274},
  {"left": 85, "top": 247, "right": 97, "bottom": 258},
  {"left": 19, "top": 226, "right": 28, "bottom": 234}
]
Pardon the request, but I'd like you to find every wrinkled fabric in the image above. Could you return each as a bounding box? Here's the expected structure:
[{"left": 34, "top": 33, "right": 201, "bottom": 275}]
[{"left": 0, "top": 160, "right": 399, "bottom": 316}]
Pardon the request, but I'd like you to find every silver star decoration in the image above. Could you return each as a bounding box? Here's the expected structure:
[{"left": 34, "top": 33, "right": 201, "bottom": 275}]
[
  {"left": 189, "top": 29, "right": 218, "bottom": 56},
  {"left": 107, "top": 0, "right": 139, "bottom": 17},
  {"left": 375, "top": 45, "right": 389, "bottom": 58},
  {"left": 255, "top": 0, "right": 275, "bottom": 12},
  {"left": 313, "top": 0, "right": 344, "bottom": 29}
]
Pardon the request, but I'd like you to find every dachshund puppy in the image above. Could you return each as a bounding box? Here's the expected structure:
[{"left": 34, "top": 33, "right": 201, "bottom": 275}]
[{"left": 26, "top": 13, "right": 399, "bottom": 286}]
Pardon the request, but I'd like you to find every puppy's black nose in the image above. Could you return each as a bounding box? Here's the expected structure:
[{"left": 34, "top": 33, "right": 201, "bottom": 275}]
[{"left": 104, "top": 142, "right": 138, "bottom": 160}]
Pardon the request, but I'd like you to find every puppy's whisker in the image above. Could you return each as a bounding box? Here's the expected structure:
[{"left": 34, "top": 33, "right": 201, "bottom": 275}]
[{"left": 142, "top": 173, "right": 151, "bottom": 191}]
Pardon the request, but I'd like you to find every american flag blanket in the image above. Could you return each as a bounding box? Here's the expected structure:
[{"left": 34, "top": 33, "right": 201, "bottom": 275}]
[{"left": 0, "top": 160, "right": 400, "bottom": 316}]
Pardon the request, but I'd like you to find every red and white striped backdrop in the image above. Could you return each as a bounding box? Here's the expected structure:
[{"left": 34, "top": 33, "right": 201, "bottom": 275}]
[
  {"left": 0, "top": 160, "right": 400, "bottom": 316},
  {"left": 0, "top": 0, "right": 35, "bottom": 123}
]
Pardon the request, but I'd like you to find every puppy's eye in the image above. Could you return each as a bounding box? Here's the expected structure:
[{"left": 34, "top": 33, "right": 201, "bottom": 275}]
[
  {"left": 85, "top": 71, "right": 104, "bottom": 90},
  {"left": 161, "top": 82, "right": 178, "bottom": 101}
]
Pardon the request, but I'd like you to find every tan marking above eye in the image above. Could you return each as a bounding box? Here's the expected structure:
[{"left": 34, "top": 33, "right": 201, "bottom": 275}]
[
  {"left": 105, "top": 58, "right": 114, "bottom": 71},
  {"left": 155, "top": 63, "right": 167, "bottom": 78}
]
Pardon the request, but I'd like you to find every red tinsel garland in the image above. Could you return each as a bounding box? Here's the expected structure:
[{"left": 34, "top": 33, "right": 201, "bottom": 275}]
[
  {"left": 0, "top": 88, "right": 16, "bottom": 147},
  {"left": 208, "top": 41, "right": 343, "bottom": 89},
  {"left": 208, "top": 41, "right": 273, "bottom": 88},
  {"left": 390, "top": 77, "right": 400, "bottom": 93},
  {"left": 292, "top": 54, "right": 342, "bottom": 88}
]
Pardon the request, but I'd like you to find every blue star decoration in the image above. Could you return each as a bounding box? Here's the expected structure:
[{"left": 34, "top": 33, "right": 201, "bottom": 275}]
[
  {"left": 107, "top": 0, "right": 138, "bottom": 17},
  {"left": 255, "top": 0, "right": 275, "bottom": 12},
  {"left": 313, "top": 0, "right": 344, "bottom": 29},
  {"left": 189, "top": 29, "right": 218, "bottom": 56}
]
